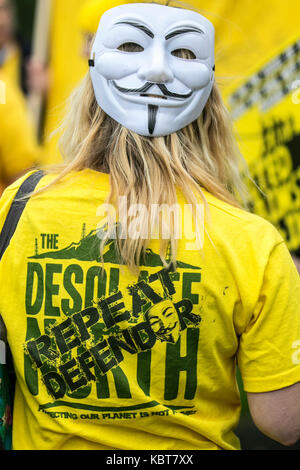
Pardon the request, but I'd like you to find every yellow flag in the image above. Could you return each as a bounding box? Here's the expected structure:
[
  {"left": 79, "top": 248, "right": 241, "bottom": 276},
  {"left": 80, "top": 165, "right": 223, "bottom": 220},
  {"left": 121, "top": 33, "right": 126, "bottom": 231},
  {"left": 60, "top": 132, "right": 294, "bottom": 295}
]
[{"left": 215, "top": 0, "right": 300, "bottom": 255}]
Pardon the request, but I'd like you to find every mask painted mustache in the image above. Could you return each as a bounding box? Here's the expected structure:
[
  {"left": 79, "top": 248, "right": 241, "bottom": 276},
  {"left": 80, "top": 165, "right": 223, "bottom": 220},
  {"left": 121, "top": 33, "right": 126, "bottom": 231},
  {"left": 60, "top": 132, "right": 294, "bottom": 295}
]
[{"left": 112, "top": 81, "right": 193, "bottom": 99}]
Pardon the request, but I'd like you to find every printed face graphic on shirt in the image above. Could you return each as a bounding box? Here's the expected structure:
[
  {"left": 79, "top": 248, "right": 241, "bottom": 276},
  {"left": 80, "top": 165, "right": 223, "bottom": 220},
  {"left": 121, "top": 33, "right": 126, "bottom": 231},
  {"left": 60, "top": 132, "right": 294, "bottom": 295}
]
[
  {"left": 145, "top": 299, "right": 181, "bottom": 344},
  {"left": 90, "top": 3, "right": 215, "bottom": 137}
]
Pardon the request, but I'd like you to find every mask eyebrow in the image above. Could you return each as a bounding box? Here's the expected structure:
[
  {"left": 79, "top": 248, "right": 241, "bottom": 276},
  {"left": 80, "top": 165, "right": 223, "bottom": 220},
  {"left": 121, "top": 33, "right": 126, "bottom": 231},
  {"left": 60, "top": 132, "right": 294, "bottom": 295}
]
[
  {"left": 165, "top": 27, "right": 204, "bottom": 40},
  {"left": 115, "top": 21, "right": 154, "bottom": 39}
]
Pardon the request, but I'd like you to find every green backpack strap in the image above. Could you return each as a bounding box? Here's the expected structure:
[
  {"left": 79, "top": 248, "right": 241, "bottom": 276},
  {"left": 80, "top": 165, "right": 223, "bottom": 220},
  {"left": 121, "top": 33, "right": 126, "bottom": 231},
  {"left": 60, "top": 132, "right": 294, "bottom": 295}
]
[{"left": 0, "top": 170, "right": 45, "bottom": 260}]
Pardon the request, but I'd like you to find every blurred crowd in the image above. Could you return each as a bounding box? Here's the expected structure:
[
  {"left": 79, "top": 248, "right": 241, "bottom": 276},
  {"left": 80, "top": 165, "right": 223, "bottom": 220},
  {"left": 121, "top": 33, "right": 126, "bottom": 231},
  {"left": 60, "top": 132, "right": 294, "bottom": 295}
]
[
  {"left": 0, "top": 0, "right": 109, "bottom": 182},
  {"left": 0, "top": 0, "right": 96, "bottom": 194},
  {"left": 0, "top": 0, "right": 40, "bottom": 192}
]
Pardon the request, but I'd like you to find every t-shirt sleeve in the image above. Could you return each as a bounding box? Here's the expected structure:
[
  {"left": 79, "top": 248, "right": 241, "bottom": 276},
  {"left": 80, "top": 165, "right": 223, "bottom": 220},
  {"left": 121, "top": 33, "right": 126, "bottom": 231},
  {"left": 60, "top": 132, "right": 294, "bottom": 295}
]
[{"left": 237, "top": 241, "right": 300, "bottom": 393}]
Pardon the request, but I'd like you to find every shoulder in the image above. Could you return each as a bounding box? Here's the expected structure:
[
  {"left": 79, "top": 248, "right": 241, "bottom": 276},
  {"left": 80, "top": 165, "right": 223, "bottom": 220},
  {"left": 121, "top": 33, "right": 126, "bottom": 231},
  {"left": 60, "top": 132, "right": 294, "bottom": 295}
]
[
  {"left": 203, "top": 191, "right": 284, "bottom": 254},
  {"left": 1, "top": 170, "right": 44, "bottom": 194},
  {"left": 0, "top": 170, "right": 38, "bottom": 198},
  {"left": 1, "top": 169, "right": 111, "bottom": 216},
  {"left": 3, "top": 168, "right": 108, "bottom": 193},
  {"left": 205, "top": 191, "right": 281, "bottom": 235},
  {"left": 0, "top": 171, "right": 41, "bottom": 231}
]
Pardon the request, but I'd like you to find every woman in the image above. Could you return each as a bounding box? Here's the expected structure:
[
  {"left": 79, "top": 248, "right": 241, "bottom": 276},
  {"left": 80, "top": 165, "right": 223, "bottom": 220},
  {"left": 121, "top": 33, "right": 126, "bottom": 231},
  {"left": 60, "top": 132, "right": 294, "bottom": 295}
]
[{"left": 0, "top": 1, "right": 300, "bottom": 451}]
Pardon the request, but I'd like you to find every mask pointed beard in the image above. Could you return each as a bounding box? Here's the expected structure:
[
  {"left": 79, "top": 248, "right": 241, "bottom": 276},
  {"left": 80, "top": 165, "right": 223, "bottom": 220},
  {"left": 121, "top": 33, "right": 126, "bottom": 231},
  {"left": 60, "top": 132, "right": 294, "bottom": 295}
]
[{"left": 148, "top": 105, "right": 159, "bottom": 135}]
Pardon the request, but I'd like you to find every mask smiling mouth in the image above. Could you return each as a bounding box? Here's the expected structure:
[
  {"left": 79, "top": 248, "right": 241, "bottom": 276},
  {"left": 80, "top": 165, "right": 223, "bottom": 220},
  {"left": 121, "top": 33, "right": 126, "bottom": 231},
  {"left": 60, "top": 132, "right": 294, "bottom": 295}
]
[
  {"left": 112, "top": 81, "right": 193, "bottom": 100},
  {"left": 141, "top": 93, "right": 167, "bottom": 100}
]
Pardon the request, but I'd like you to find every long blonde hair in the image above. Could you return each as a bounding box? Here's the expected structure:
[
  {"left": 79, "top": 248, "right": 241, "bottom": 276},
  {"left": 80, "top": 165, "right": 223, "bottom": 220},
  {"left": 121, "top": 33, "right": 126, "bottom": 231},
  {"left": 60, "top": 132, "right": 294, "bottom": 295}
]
[{"left": 42, "top": 72, "right": 248, "bottom": 271}]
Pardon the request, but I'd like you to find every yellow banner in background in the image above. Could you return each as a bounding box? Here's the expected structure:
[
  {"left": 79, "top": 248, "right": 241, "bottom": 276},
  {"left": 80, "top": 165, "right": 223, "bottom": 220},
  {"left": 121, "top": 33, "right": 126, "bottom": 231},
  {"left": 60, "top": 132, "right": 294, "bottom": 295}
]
[{"left": 224, "top": 34, "right": 300, "bottom": 254}]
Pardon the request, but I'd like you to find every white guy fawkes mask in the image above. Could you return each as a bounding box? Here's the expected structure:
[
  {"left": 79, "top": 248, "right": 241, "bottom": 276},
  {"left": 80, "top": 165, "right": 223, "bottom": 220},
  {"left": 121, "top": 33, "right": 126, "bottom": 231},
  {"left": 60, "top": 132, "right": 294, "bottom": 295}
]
[{"left": 90, "top": 3, "right": 215, "bottom": 137}]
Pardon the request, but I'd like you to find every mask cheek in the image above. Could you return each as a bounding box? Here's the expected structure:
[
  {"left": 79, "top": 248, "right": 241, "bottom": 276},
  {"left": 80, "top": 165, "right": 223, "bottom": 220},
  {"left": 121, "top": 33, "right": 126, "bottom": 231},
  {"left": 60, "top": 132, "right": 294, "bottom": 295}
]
[
  {"left": 174, "top": 62, "right": 212, "bottom": 90},
  {"left": 95, "top": 51, "right": 139, "bottom": 80}
]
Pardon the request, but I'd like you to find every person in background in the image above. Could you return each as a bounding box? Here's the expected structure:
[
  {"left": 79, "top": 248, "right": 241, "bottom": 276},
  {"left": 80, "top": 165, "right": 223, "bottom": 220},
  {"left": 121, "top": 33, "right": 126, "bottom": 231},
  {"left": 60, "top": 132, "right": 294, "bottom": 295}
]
[
  {"left": 0, "top": 0, "right": 43, "bottom": 193},
  {"left": 0, "top": 1, "right": 299, "bottom": 451},
  {"left": 0, "top": 0, "right": 19, "bottom": 86},
  {"left": 0, "top": 69, "right": 41, "bottom": 193},
  {"left": 0, "top": 0, "right": 35, "bottom": 95}
]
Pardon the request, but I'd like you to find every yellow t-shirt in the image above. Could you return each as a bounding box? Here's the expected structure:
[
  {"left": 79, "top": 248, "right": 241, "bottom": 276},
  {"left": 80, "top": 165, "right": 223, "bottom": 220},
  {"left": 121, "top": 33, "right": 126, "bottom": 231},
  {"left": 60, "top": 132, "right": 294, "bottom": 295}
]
[{"left": 0, "top": 169, "right": 300, "bottom": 450}]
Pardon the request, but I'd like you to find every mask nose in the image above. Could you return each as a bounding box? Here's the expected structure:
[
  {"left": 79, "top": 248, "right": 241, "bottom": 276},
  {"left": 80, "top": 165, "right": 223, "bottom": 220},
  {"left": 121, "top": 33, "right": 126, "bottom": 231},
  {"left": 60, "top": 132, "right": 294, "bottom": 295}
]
[{"left": 137, "top": 43, "right": 173, "bottom": 83}]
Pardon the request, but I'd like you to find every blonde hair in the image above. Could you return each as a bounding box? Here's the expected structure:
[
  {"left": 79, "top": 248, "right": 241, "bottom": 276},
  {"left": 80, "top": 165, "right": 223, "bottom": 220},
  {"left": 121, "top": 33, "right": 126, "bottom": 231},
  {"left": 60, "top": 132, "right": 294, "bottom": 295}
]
[{"left": 43, "top": 72, "right": 248, "bottom": 272}]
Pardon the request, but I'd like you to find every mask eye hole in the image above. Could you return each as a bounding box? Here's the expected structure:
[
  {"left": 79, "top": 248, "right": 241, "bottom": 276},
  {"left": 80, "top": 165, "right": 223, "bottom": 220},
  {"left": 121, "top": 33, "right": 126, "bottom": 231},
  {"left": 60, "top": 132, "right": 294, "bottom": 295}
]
[
  {"left": 171, "top": 48, "right": 196, "bottom": 60},
  {"left": 117, "top": 42, "right": 144, "bottom": 52}
]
